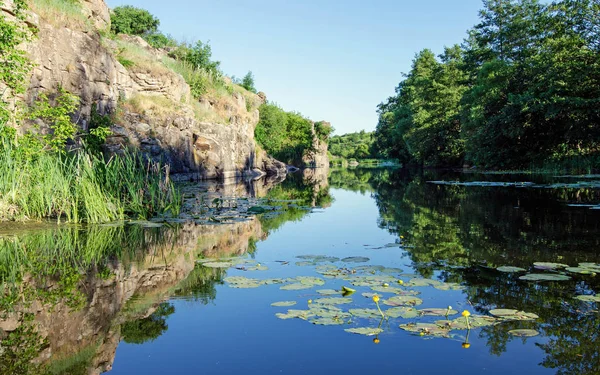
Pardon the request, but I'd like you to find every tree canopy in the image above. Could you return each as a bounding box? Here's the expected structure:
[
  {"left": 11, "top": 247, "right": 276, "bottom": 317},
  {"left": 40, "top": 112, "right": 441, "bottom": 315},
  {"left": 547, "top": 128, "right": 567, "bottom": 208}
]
[{"left": 374, "top": 0, "right": 600, "bottom": 170}]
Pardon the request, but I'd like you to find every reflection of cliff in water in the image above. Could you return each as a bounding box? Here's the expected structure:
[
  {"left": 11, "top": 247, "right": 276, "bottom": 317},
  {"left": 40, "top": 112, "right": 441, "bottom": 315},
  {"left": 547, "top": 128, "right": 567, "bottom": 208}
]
[{"left": 0, "top": 174, "right": 334, "bottom": 375}]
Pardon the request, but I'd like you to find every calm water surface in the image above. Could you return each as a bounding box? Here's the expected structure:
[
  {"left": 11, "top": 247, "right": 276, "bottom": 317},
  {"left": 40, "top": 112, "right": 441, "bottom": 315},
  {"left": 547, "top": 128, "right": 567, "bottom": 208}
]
[{"left": 1, "top": 168, "right": 599, "bottom": 375}]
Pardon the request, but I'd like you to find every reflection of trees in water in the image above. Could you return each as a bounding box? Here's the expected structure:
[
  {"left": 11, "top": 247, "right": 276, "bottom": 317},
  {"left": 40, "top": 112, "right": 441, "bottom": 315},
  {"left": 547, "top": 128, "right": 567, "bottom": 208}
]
[
  {"left": 337, "top": 167, "right": 600, "bottom": 374},
  {"left": 121, "top": 303, "right": 176, "bottom": 345}
]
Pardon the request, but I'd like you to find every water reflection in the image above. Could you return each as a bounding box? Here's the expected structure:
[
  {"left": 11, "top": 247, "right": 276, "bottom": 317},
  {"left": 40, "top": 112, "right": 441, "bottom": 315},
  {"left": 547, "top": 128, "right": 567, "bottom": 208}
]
[
  {"left": 0, "top": 174, "right": 332, "bottom": 374},
  {"left": 331, "top": 167, "right": 600, "bottom": 375}
]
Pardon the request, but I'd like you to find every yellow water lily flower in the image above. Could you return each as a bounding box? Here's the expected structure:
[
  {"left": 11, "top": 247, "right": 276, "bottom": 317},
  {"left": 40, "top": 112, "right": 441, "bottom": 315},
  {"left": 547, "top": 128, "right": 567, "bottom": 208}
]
[
  {"left": 308, "top": 299, "right": 312, "bottom": 304},
  {"left": 462, "top": 343, "right": 471, "bottom": 349},
  {"left": 373, "top": 338, "right": 380, "bottom": 344},
  {"left": 397, "top": 280, "right": 404, "bottom": 285},
  {"left": 462, "top": 310, "right": 471, "bottom": 317},
  {"left": 372, "top": 295, "right": 380, "bottom": 303}
]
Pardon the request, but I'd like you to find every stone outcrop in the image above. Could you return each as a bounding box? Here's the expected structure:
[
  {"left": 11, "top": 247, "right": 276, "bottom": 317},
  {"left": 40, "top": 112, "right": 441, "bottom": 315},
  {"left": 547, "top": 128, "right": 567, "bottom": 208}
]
[
  {"left": 302, "top": 121, "right": 330, "bottom": 169},
  {"left": 6, "top": 0, "right": 287, "bottom": 179}
]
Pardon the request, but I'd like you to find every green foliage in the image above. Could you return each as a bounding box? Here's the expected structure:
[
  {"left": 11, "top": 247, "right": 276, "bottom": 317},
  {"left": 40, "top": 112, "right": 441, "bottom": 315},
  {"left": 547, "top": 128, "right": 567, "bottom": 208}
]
[
  {"left": 0, "top": 0, "right": 33, "bottom": 127},
  {"left": 121, "top": 303, "right": 175, "bottom": 344},
  {"left": 314, "top": 121, "right": 333, "bottom": 142},
  {"left": 375, "top": 0, "right": 600, "bottom": 172},
  {"left": 30, "top": 88, "right": 79, "bottom": 153},
  {"left": 143, "top": 32, "right": 177, "bottom": 49},
  {"left": 329, "top": 130, "right": 376, "bottom": 160},
  {"left": 241, "top": 71, "right": 257, "bottom": 93},
  {"left": 110, "top": 5, "right": 160, "bottom": 35},
  {"left": 85, "top": 106, "right": 112, "bottom": 154},
  {"left": 181, "top": 40, "right": 221, "bottom": 76},
  {"left": 255, "top": 103, "right": 314, "bottom": 165}
]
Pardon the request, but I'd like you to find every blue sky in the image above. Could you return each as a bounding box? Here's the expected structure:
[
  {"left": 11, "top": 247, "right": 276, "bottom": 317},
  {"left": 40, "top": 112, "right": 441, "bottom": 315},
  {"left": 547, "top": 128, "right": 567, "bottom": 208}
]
[{"left": 105, "top": 0, "right": 484, "bottom": 134}]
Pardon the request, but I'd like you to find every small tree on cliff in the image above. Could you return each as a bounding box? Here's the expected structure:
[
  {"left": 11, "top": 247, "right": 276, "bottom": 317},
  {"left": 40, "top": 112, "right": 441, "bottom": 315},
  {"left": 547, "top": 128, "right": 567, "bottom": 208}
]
[
  {"left": 110, "top": 6, "right": 160, "bottom": 35},
  {"left": 241, "top": 71, "right": 257, "bottom": 93}
]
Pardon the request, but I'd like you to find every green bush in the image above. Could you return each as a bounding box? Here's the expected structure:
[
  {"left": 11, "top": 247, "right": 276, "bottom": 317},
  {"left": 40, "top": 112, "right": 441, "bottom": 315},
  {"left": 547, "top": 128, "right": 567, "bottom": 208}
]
[
  {"left": 143, "top": 32, "right": 177, "bottom": 49},
  {"left": 110, "top": 5, "right": 160, "bottom": 35},
  {"left": 241, "top": 71, "right": 257, "bottom": 93}
]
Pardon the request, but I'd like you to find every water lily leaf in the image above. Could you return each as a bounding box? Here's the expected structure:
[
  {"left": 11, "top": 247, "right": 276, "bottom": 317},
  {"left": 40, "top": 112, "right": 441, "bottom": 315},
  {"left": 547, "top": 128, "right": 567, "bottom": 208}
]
[
  {"left": 342, "top": 256, "right": 370, "bottom": 263},
  {"left": 296, "top": 276, "right": 326, "bottom": 286},
  {"left": 370, "top": 286, "right": 405, "bottom": 294},
  {"left": 349, "top": 308, "right": 382, "bottom": 319},
  {"left": 509, "top": 329, "right": 539, "bottom": 337},
  {"left": 261, "top": 278, "right": 286, "bottom": 285},
  {"left": 310, "top": 317, "right": 346, "bottom": 325},
  {"left": 575, "top": 295, "right": 600, "bottom": 302},
  {"left": 533, "top": 262, "right": 569, "bottom": 270},
  {"left": 565, "top": 267, "right": 596, "bottom": 275},
  {"left": 419, "top": 308, "right": 459, "bottom": 317},
  {"left": 578, "top": 263, "right": 600, "bottom": 272},
  {"left": 348, "top": 275, "right": 396, "bottom": 287},
  {"left": 438, "top": 315, "right": 499, "bottom": 330},
  {"left": 489, "top": 309, "right": 539, "bottom": 320},
  {"left": 275, "top": 309, "right": 312, "bottom": 320},
  {"left": 247, "top": 206, "right": 267, "bottom": 214},
  {"left": 380, "top": 267, "right": 404, "bottom": 274},
  {"left": 519, "top": 273, "right": 571, "bottom": 281},
  {"left": 295, "top": 261, "right": 315, "bottom": 267},
  {"left": 345, "top": 327, "right": 383, "bottom": 336},
  {"left": 247, "top": 264, "right": 268, "bottom": 271},
  {"left": 383, "top": 295, "right": 423, "bottom": 307},
  {"left": 202, "top": 261, "right": 233, "bottom": 268},
  {"left": 399, "top": 323, "right": 451, "bottom": 337},
  {"left": 280, "top": 283, "right": 314, "bottom": 290},
  {"left": 407, "top": 278, "right": 442, "bottom": 287},
  {"left": 224, "top": 276, "right": 262, "bottom": 288},
  {"left": 271, "top": 301, "right": 297, "bottom": 307},
  {"left": 317, "top": 289, "right": 340, "bottom": 296},
  {"left": 386, "top": 307, "right": 419, "bottom": 319},
  {"left": 497, "top": 266, "right": 527, "bottom": 273},
  {"left": 128, "top": 220, "right": 164, "bottom": 228},
  {"left": 296, "top": 255, "right": 339, "bottom": 263},
  {"left": 434, "top": 283, "right": 465, "bottom": 291},
  {"left": 313, "top": 297, "right": 353, "bottom": 305}
]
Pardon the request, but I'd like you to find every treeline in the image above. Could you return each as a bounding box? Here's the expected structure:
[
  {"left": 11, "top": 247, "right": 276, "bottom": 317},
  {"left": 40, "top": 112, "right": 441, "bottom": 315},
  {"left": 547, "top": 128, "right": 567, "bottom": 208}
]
[
  {"left": 375, "top": 0, "right": 600, "bottom": 170},
  {"left": 329, "top": 131, "right": 377, "bottom": 160},
  {"left": 255, "top": 103, "right": 332, "bottom": 165}
]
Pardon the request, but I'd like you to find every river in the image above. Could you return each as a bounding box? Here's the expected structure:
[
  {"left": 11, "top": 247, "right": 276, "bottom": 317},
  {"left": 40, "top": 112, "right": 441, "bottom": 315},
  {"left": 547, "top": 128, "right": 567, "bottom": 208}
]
[{"left": 1, "top": 168, "right": 599, "bottom": 375}]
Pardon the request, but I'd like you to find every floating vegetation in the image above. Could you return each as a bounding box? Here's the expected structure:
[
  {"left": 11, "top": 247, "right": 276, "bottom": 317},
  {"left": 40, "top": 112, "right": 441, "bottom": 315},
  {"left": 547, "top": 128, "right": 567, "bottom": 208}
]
[
  {"left": 519, "top": 274, "right": 571, "bottom": 282},
  {"left": 313, "top": 297, "right": 353, "bottom": 305},
  {"left": 428, "top": 180, "right": 600, "bottom": 189},
  {"left": 489, "top": 309, "right": 539, "bottom": 321},
  {"left": 533, "top": 262, "right": 569, "bottom": 270},
  {"left": 280, "top": 283, "right": 314, "bottom": 291},
  {"left": 508, "top": 329, "right": 540, "bottom": 337},
  {"left": 497, "top": 266, "right": 526, "bottom": 273},
  {"left": 383, "top": 295, "right": 423, "bottom": 307},
  {"left": 419, "top": 308, "right": 458, "bottom": 317},
  {"left": 341, "top": 256, "right": 370, "bottom": 263},
  {"left": 575, "top": 295, "right": 600, "bottom": 303},
  {"left": 345, "top": 327, "right": 383, "bottom": 336},
  {"left": 271, "top": 301, "right": 297, "bottom": 307}
]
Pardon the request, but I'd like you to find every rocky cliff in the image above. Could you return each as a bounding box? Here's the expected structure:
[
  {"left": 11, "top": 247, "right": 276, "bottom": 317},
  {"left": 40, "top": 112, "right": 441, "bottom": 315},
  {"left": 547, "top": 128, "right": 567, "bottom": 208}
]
[
  {"left": 302, "top": 121, "right": 330, "bottom": 169},
  {"left": 4, "top": 0, "right": 286, "bottom": 179}
]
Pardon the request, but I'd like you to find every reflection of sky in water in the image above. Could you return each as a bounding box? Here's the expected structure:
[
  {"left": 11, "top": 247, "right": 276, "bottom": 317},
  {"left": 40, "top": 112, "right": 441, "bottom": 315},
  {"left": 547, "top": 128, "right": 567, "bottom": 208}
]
[{"left": 110, "top": 186, "right": 560, "bottom": 375}]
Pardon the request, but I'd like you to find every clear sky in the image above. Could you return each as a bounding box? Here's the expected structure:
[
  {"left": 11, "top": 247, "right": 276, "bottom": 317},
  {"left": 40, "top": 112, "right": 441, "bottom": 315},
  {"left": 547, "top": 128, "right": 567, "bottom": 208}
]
[{"left": 105, "top": 0, "right": 484, "bottom": 134}]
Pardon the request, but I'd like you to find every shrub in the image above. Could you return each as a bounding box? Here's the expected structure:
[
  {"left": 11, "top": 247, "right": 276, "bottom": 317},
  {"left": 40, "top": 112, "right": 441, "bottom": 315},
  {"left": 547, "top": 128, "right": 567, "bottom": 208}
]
[
  {"left": 110, "top": 5, "right": 160, "bottom": 35},
  {"left": 241, "top": 71, "right": 257, "bottom": 93},
  {"left": 143, "top": 32, "right": 177, "bottom": 49}
]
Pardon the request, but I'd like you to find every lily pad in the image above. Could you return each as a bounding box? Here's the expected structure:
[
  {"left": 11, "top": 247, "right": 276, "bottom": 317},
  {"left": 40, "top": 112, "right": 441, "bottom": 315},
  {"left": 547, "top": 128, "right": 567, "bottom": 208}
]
[
  {"left": 497, "top": 266, "right": 527, "bottom": 273},
  {"left": 519, "top": 273, "right": 571, "bottom": 282},
  {"left": 533, "top": 262, "right": 569, "bottom": 270},
  {"left": 383, "top": 295, "right": 423, "bottom": 307},
  {"left": 310, "top": 317, "right": 346, "bottom": 325},
  {"left": 575, "top": 295, "right": 600, "bottom": 303},
  {"left": 399, "top": 323, "right": 451, "bottom": 338},
  {"left": 202, "top": 261, "right": 234, "bottom": 268},
  {"left": 434, "top": 283, "right": 465, "bottom": 291},
  {"left": 419, "top": 308, "right": 459, "bottom": 317},
  {"left": 509, "top": 329, "right": 540, "bottom": 337},
  {"left": 407, "top": 278, "right": 442, "bottom": 287},
  {"left": 271, "top": 301, "right": 297, "bottom": 307},
  {"left": 313, "top": 297, "right": 353, "bottom": 305},
  {"left": 349, "top": 308, "right": 383, "bottom": 319},
  {"left": 438, "top": 315, "right": 499, "bottom": 330},
  {"left": 386, "top": 307, "right": 419, "bottom": 319},
  {"left": 565, "top": 267, "right": 596, "bottom": 275},
  {"left": 275, "top": 309, "right": 312, "bottom": 320},
  {"left": 224, "top": 276, "right": 262, "bottom": 288},
  {"left": 280, "top": 283, "right": 314, "bottom": 291},
  {"left": 296, "top": 276, "right": 326, "bottom": 286},
  {"left": 342, "top": 256, "right": 370, "bottom": 263},
  {"left": 345, "top": 327, "right": 383, "bottom": 336},
  {"left": 489, "top": 309, "right": 539, "bottom": 320},
  {"left": 316, "top": 289, "right": 340, "bottom": 296},
  {"left": 247, "top": 264, "right": 269, "bottom": 271}
]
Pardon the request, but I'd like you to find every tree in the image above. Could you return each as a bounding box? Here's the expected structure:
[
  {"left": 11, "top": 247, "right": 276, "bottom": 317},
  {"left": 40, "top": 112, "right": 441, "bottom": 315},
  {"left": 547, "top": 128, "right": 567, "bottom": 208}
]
[
  {"left": 241, "top": 71, "right": 257, "bottom": 93},
  {"left": 110, "top": 6, "right": 160, "bottom": 35},
  {"left": 184, "top": 41, "right": 221, "bottom": 75}
]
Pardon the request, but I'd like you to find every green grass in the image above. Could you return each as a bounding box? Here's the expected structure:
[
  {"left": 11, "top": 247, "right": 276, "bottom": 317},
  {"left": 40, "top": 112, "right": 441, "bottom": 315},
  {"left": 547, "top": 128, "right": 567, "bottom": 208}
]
[
  {"left": 30, "top": 0, "right": 91, "bottom": 30},
  {"left": 163, "top": 57, "right": 233, "bottom": 100},
  {"left": 0, "top": 134, "right": 181, "bottom": 223}
]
